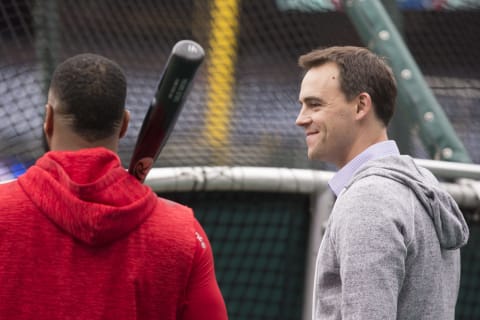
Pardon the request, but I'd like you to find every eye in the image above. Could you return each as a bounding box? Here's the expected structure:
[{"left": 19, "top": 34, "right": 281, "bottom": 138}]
[
  {"left": 300, "top": 97, "right": 324, "bottom": 110},
  {"left": 308, "top": 102, "right": 322, "bottom": 110},
  {"left": 304, "top": 98, "right": 324, "bottom": 108}
]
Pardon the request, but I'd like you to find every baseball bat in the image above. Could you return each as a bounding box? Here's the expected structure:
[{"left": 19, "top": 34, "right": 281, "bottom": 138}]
[{"left": 128, "top": 40, "right": 205, "bottom": 182}]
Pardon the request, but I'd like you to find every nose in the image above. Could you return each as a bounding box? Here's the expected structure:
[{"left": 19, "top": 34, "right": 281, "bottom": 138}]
[{"left": 295, "top": 108, "right": 311, "bottom": 127}]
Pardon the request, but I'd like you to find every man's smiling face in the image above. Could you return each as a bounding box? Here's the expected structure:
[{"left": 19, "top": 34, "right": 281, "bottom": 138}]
[{"left": 296, "top": 62, "right": 359, "bottom": 168}]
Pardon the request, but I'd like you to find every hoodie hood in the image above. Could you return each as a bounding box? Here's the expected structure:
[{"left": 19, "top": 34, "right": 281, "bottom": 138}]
[
  {"left": 347, "top": 155, "right": 469, "bottom": 250},
  {"left": 18, "top": 147, "right": 158, "bottom": 246}
]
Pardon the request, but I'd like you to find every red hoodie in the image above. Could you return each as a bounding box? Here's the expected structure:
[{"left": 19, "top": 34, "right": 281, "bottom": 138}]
[{"left": 0, "top": 148, "right": 227, "bottom": 319}]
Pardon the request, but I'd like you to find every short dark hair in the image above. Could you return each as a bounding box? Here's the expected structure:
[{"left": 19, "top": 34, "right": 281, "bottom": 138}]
[
  {"left": 49, "top": 53, "right": 127, "bottom": 141},
  {"left": 298, "top": 46, "right": 397, "bottom": 126}
]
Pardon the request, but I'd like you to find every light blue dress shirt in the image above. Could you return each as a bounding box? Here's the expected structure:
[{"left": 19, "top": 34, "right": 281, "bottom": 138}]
[{"left": 328, "top": 140, "right": 400, "bottom": 196}]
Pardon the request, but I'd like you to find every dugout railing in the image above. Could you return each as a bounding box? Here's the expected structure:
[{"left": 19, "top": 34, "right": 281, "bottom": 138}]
[{"left": 146, "top": 161, "right": 480, "bottom": 320}]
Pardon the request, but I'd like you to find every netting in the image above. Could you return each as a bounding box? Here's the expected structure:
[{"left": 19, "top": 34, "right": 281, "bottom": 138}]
[
  {"left": 161, "top": 191, "right": 310, "bottom": 320},
  {"left": 159, "top": 189, "right": 480, "bottom": 320},
  {"left": 1, "top": 1, "right": 480, "bottom": 319},
  {"left": 1, "top": 0, "right": 480, "bottom": 180},
  {"left": 457, "top": 221, "right": 480, "bottom": 319}
]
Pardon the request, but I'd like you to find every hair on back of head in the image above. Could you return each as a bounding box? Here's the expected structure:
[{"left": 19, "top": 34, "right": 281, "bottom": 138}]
[
  {"left": 298, "top": 46, "right": 397, "bottom": 126},
  {"left": 49, "top": 53, "right": 127, "bottom": 142}
]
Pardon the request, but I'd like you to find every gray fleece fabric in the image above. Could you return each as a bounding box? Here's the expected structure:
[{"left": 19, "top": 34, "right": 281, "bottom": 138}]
[{"left": 313, "top": 155, "right": 469, "bottom": 320}]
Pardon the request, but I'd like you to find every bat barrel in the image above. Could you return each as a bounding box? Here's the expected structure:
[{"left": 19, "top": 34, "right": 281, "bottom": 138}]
[
  {"left": 172, "top": 40, "right": 205, "bottom": 62},
  {"left": 128, "top": 40, "right": 205, "bottom": 182}
]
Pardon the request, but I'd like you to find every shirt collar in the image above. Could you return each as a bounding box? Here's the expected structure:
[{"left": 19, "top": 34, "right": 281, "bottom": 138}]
[{"left": 328, "top": 140, "right": 400, "bottom": 196}]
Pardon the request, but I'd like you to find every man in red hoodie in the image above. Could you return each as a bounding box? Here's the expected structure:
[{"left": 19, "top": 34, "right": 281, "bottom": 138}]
[{"left": 0, "top": 53, "right": 228, "bottom": 320}]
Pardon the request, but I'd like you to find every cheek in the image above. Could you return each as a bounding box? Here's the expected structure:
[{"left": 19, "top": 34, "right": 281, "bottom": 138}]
[
  {"left": 316, "top": 111, "right": 350, "bottom": 142},
  {"left": 311, "top": 112, "right": 331, "bottom": 134},
  {"left": 330, "top": 107, "right": 352, "bottom": 127}
]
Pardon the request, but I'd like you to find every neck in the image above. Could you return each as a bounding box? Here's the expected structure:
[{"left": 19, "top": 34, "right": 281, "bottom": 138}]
[
  {"left": 337, "top": 128, "right": 388, "bottom": 168},
  {"left": 46, "top": 117, "right": 119, "bottom": 153},
  {"left": 48, "top": 128, "right": 119, "bottom": 153},
  {"left": 49, "top": 139, "right": 119, "bottom": 153}
]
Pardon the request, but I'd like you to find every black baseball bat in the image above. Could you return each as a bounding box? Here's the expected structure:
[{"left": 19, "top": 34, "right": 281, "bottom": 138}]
[{"left": 128, "top": 40, "right": 205, "bottom": 182}]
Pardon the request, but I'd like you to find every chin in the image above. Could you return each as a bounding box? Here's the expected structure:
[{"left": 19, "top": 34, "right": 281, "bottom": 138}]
[
  {"left": 307, "top": 149, "right": 325, "bottom": 162},
  {"left": 307, "top": 151, "right": 317, "bottom": 161}
]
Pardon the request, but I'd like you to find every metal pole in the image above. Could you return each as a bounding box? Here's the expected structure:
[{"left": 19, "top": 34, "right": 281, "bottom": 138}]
[{"left": 342, "top": 0, "right": 471, "bottom": 163}]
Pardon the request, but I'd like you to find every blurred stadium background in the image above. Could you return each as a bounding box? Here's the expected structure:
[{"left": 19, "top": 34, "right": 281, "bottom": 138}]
[{"left": 1, "top": 0, "right": 479, "bottom": 319}]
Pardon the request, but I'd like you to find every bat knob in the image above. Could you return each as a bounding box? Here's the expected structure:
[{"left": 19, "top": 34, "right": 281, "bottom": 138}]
[
  {"left": 132, "top": 157, "right": 154, "bottom": 182},
  {"left": 172, "top": 40, "right": 205, "bottom": 62}
]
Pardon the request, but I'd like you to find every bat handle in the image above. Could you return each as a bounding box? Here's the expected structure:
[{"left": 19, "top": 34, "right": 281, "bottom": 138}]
[{"left": 130, "top": 157, "right": 154, "bottom": 182}]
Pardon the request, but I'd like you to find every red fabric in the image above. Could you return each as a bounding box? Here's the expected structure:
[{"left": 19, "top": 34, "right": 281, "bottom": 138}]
[
  {"left": 0, "top": 147, "right": 227, "bottom": 320},
  {"left": 182, "top": 220, "right": 228, "bottom": 320}
]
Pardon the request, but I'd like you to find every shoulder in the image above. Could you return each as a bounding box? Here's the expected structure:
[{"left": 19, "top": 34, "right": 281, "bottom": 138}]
[
  {"left": 0, "top": 178, "right": 19, "bottom": 190},
  {"left": 148, "top": 197, "right": 196, "bottom": 232},
  {"left": 331, "top": 174, "right": 414, "bottom": 244},
  {"left": 137, "top": 197, "right": 199, "bottom": 271},
  {"left": 357, "top": 172, "right": 409, "bottom": 192},
  {"left": 153, "top": 197, "right": 195, "bottom": 230},
  {"left": 146, "top": 196, "right": 197, "bottom": 245},
  {"left": 0, "top": 179, "right": 27, "bottom": 207},
  {"left": 0, "top": 180, "right": 36, "bottom": 234},
  {"left": 338, "top": 174, "right": 411, "bottom": 215}
]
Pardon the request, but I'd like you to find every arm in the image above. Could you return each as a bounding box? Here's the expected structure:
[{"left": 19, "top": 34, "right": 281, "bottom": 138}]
[
  {"left": 333, "top": 182, "right": 409, "bottom": 319},
  {"left": 180, "top": 219, "right": 228, "bottom": 320}
]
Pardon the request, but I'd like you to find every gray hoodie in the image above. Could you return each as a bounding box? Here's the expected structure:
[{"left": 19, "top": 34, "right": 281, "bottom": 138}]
[{"left": 313, "top": 155, "right": 469, "bottom": 320}]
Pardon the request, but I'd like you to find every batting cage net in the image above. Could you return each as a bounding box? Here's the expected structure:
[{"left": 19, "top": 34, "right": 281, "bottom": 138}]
[
  {"left": 1, "top": 1, "right": 480, "bottom": 319},
  {"left": 163, "top": 191, "right": 310, "bottom": 320}
]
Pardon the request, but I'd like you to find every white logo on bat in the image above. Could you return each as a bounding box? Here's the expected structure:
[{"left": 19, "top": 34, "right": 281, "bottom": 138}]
[{"left": 187, "top": 44, "right": 198, "bottom": 53}]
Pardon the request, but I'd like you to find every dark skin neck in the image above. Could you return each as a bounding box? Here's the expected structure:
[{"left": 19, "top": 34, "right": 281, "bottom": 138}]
[{"left": 43, "top": 102, "right": 130, "bottom": 153}]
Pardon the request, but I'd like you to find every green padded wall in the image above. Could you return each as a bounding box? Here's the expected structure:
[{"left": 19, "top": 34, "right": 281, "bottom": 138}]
[
  {"left": 160, "top": 191, "right": 310, "bottom": 320},
  {"left": 456, "top": 222, "right": 480, "bottom": 319},
  {"left": 161, "top": 191, "right": 479, "bottom": 320}
]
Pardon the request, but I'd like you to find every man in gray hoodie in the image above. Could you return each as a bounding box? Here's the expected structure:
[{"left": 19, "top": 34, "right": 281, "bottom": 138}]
[{"left": 296, "top": 46, "right": 469, "bottom": 319}]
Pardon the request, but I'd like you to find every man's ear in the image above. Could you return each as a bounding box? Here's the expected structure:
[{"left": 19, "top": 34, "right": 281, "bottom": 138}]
[
  {"left": 44, "top": 104, "right": 54, "bottom": 139},
  {"left": 43, "top": 104, "right": 54, "bottom": 150},
  {"left": 119, "top": 109, "right": 130, "bottom": 138},
  {"left": 355, "top": 92, "right": 372, "bottom": 120}
]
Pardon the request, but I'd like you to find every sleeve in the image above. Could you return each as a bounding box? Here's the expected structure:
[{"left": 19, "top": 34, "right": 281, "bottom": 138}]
[
  {"left": 180, "top": 219, "right": 228, "bottom": 320},
  {"left": 333, "top": 182, "right": 409, "bottom": 320}
]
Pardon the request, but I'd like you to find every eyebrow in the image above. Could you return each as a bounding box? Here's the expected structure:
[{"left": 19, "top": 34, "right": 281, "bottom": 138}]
[{"left": 299, "top": 96, "right": 325, "bottom": 105}]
